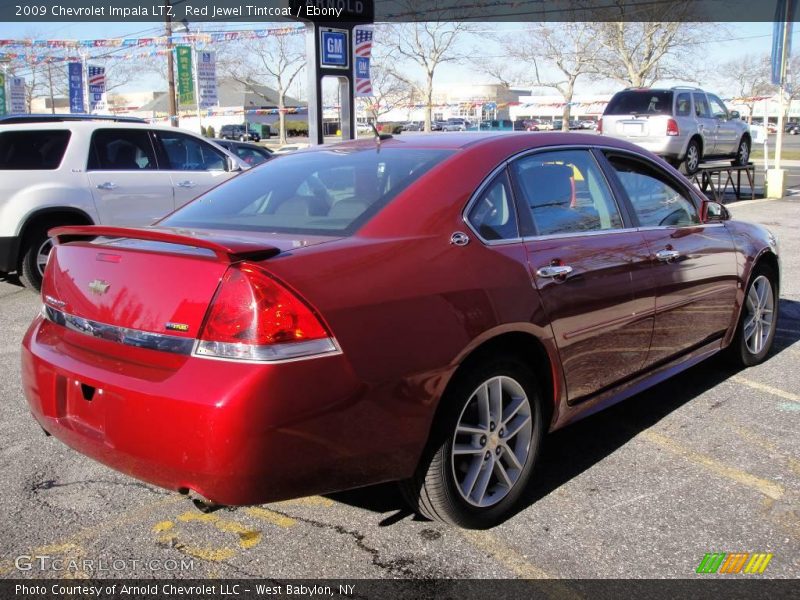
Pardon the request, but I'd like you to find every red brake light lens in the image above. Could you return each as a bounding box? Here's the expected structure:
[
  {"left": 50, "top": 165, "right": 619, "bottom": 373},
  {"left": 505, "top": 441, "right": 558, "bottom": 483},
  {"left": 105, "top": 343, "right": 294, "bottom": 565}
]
[
  {"left": 597, "top": 117, "right": 603, "bottom": 134},
  {"left": 197, "top": 263, "right": 334, "bottom": 361},
  {"left": 666, "top": 118, "right": 679, "bottom": 136}
]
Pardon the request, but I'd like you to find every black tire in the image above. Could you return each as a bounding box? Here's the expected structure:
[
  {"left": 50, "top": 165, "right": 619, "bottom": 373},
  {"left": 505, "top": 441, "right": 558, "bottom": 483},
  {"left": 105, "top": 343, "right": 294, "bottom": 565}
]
[
  {"left": 19, "top": 221, "right": 55, "bottom": 291},
  {"left": 683, "top": 138, "right": 701, "bottom": 175},
  {"left": 732, "top": 137, "right": 751, "bottom": 167},
  {"left": 400, "top": 356, "right": 544, "bottom": 529},
  {"left": 727, "top": 264, "right": 779, "bottom": 367}
]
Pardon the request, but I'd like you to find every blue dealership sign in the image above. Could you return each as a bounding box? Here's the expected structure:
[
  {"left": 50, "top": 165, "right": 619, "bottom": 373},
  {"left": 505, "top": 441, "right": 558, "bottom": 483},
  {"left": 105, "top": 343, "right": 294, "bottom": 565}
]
[
  {"left": 68, "top": 62, "right": 84, "bottom": 114},
  {"left": 355, "top": 57, "right": 370, "bottom": 79},
  {"left": 320, "top": 29, "right": 348, "bottom": 68}
]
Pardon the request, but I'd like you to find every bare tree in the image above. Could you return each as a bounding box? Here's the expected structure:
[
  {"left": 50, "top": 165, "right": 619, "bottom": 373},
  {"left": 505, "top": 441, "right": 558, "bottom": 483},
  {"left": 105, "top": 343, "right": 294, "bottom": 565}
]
[
  {"left": 224, "top": 34, "right": 305, "bottom": 144},
  {"left": 364, "top": 62, "right": 414, "bottom": 123},
  {"left": 379, "top": 22, "right": 470, "bottom": 132},
  {"left": 495, "top": 23, "right": 598, "bottom": 131},
  {"left": 588, "top": 2, "right": 714, "bottom": 87},
  {"left": 720, "top": 54, "right": 772, "bottom": 123}
]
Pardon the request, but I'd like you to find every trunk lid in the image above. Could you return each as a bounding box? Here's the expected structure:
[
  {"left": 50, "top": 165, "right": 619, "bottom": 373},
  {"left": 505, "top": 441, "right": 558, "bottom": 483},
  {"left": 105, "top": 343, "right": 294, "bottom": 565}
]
[{"left": 42, "top": 226, "right": 338, "bottom": 342}]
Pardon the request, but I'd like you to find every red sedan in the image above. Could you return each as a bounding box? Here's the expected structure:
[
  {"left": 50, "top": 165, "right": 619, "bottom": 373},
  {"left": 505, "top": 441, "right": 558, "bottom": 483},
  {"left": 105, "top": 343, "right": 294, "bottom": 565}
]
[{"left": 22, "top": 133, "right": 780, "bottom": 529}]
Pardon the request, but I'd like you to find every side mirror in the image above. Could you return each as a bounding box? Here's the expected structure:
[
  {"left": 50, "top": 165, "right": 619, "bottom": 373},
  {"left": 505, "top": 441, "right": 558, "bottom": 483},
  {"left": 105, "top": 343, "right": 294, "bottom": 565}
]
[
  {"left": 703, "top": 200, "right": 730, "bottom": 222},
  {"left": 729, "top": 110, "right": 740, "bottom": 119},
  {"left": 226, "top": 156, "right": 242, "bottom": 172}
]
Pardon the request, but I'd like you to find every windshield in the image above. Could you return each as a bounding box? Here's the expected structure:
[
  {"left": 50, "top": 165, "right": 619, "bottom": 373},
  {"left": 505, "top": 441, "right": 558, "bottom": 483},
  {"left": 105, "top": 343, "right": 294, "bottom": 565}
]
[
  {"left": 161, "top": 147, "right": 454, "bottom": 235},
  {"left": 605, "top": 91, "right": 674, "bottom": 116}
]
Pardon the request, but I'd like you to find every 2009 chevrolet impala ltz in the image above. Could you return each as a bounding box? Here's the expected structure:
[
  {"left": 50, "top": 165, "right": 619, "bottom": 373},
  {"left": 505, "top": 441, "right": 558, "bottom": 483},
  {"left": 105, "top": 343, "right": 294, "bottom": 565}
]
[{"left": 22, "top": 132, "right": 779, "bottom": 528}]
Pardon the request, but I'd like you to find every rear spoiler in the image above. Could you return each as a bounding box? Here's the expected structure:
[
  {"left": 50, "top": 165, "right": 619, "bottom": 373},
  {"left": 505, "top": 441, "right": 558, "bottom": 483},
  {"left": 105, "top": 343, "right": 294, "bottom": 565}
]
[{"left": 48, "top": 226, "right": 281, "bottom": 262}]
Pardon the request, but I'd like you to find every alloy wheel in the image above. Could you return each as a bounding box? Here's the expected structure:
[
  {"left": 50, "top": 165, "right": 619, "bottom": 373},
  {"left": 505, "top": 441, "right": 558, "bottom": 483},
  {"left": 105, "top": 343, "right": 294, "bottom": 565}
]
[
  {"left": 451, "top": 376, "right": 533, "bottom": 508},
  {"left": 743, "top": 275, "right": 774, "bottom": 355},
  {"left": 686, "top": 144, "right": 700, "bottom": 173},
  {"left": 738, "top": 140, "right": 750, "bottom": 165},
  {"left": 36, "top": 238, "right": 53, "bottom": 277}
]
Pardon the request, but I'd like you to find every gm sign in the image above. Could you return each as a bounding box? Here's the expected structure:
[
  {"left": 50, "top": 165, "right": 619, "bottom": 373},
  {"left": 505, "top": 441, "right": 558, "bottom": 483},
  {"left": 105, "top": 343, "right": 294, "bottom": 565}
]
[{"left": 320, "top": 29, "right": 349, "bottom": 69}]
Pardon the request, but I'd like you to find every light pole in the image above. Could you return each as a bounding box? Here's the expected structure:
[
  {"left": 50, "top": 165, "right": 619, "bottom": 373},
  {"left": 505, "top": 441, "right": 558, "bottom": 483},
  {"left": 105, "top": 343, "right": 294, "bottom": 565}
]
[
  {"left": 0, "top": 58, "right": 9, "bottom": 115},
  {"left": 164, "top": 0, "right": 178, "bottom": 126}
]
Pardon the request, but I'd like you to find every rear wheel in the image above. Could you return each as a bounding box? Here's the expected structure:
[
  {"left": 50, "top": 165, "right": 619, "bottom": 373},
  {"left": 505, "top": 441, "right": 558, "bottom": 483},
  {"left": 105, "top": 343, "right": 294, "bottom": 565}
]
[
  {"left": 401, "top": 356, "right": 543, "bottom": 528},
  {"left": 683, "top": 138, "right": 701, "bottom": 175},
  {"left": 732, "top": 137, "right": 750, "bottom": 166},
  {"left": 19, "top": 221, "right": 55, "bottom": 291},
  {"left": 727, "top": 265, "right": 778, "bottom": 367}
]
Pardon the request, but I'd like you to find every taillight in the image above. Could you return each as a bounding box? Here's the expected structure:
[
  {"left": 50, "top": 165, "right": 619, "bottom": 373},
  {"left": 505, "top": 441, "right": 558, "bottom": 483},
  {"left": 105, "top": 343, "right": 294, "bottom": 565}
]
[
  {"left": 196, "top": 263, "right": 336, "bottom": 362},
  {"left": 666, "top": 118, "right": 679, "bottom": 136},
  {"left": 597, "top": 117, "right": 603, "bottom": 134}
]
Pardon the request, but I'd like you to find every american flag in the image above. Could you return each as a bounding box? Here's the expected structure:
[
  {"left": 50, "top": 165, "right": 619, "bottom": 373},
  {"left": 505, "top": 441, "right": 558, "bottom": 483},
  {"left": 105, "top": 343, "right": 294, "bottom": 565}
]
[
  {"left": 88, "top": 66, "right": 105, "bottom": 87},
  {"left": 354, "top": 28, "right": 372, "bottom": 58}
]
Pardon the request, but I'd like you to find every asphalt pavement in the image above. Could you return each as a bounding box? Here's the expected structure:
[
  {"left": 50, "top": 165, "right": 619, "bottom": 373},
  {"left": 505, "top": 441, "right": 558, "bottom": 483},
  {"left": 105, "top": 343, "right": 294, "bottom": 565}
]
[{"left": 0, "top": 198, "right": 798, "bottom": 580}]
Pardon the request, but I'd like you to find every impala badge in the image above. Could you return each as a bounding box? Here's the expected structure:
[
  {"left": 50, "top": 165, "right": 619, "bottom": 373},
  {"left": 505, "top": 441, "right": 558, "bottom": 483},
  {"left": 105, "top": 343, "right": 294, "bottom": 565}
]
[{"left": 88, "top": 279, "right": 111, "bottom": 295}]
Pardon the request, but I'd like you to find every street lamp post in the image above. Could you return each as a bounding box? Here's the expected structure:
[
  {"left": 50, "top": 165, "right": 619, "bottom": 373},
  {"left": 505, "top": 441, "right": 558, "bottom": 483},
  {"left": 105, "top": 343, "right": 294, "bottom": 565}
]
[{"left": 164, "top": 0, "right": 178, "bottom": 126}]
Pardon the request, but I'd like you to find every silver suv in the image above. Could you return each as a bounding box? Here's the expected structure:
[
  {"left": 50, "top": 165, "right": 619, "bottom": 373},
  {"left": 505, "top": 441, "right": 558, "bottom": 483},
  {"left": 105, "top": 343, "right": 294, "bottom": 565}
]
[{"left": 599, "top": 87, "right": 751, "bottom": 175}]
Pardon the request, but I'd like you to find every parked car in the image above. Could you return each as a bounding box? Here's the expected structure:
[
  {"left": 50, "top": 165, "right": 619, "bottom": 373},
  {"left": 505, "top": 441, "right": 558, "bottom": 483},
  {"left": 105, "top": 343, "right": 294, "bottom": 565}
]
[
  {"left": 579, "top": 120, "right": 597, "bottom": 130},
  {"left": 599, "top": 86, "right": 751, "bottom": 174},
  {"left": 431, "top": 120, "right": 446, "bottom": 131},
  {"left": 214, "top": 139, "right": 273, "bottom": 166},
  {"left": 272, "top": 143, "right": 310, "bottom": 154},
  {"left": 0, "top": 118, "right": 247, "bottom": 290},
  {"left": 472, "top": 119, "right": 514, "bottom": 131},
  {"left": 443, "top": 118, "right": 470, "bottom": 132},
  {"left": 785, "top": 122, "right": 800, "bottom": 135},
  {"left": 23, "top": 132, "right": 779, "bottom": 529},
  {"left": 219, "top": 124, "right": 262, "bottom": 142},
  {"left": 513, "top": 119, "right": 540, "bottom": 131},
  {"left": 404, "top": 121, "right": 423, "bottom": 132}
]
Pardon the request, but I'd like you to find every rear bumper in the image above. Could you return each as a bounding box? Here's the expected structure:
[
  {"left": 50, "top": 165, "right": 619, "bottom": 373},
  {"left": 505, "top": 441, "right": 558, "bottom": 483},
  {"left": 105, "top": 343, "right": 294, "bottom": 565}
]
[
  {"left": 602, "top": 134, "right": 687, "bottom": 160},
  {"left": 627, "top": 137, "right": 686, "bottom": 160},
  {"left": 0, "top": 236, "right": 20, "bottom": 272},
  {"left": 22, "top": 316, "right": 423, "bottom": 505}
]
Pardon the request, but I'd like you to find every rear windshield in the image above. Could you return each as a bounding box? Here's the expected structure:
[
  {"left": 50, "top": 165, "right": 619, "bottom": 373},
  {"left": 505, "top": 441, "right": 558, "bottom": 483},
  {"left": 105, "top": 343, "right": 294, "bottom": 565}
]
[
  {"left": 161, "top": 147, "right": 454, "bottom": 235},
  {"left": 0, "top": 130, "right": 71, "bottom": 170},
  {"left": 604, "top": 91, "right": 674, "bottom": 116}
]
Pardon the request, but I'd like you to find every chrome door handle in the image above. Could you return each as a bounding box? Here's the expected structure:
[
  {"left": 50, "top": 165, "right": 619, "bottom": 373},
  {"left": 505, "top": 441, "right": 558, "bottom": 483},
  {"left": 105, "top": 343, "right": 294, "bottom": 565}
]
[
  {"left": 176, "top": 180, "right": 196, "bottom": 188},
  {"left": 655, "top": 249, "right": 680, "bottom": 262},
  {"left": 536, "top": 265, "right": 573, "bottom": 278},
  {"left": 96, "top": 182, "right": 117, "bottom": 190}
]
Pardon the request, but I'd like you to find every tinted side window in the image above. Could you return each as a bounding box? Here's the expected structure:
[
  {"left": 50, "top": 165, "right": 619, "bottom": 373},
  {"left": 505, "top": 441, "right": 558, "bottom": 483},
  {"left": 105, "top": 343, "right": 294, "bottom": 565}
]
[
  {"left": 606, "top": 155, "right": 699, "bottom": 227},
  {"left": 88, "top": 129, "right": 156, "bottom": 171},
  {"left": 157, "top": 131, "right": 226, "bottom": 171},
  {"left": 675, "top": 93, "right": 691, "bottom": 116},
  {"left": 0, "top": 130, "right": 71, "bottom": 170},
  {"left": 468, "top": 170, "right": 519, "bottom": 241},
  {"left": 693, "top": 93, "right": 710, "bottom": 118},
  {"left": 511, "top": 149, "right": 623, "bottom": 236}
]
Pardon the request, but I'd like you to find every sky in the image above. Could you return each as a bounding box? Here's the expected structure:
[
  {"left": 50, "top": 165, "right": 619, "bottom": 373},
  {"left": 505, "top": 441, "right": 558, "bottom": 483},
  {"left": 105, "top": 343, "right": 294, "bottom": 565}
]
[{"left": 0, "top": 21, "right": 792, "bottom": 99}]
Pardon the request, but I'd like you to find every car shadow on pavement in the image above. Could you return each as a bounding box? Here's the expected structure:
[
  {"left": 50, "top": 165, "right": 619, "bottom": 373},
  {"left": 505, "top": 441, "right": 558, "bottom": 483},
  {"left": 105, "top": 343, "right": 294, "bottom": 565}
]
[
  {"left": 328, "top": 298, "right": 800, "bottom": 527},
  {"left": 0, "top": 272, "right": 22, "bottom": 287}
]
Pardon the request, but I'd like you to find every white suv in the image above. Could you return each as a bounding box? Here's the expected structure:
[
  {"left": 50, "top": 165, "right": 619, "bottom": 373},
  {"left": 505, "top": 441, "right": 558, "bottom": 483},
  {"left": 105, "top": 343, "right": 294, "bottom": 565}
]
[
  {"left": 0, "top": 117, "right": 248, "bottom": 289},
  {"left": 599, "top": 86, "right": 751, "bottom": 175}
]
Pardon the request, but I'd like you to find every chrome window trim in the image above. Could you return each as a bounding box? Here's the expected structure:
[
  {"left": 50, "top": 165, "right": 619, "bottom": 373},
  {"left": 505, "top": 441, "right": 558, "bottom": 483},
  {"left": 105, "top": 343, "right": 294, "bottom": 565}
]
[
  {"left": 461, "top": 161, "right": 523, "bottom": 246},
  {"left": 42, "top": 304, "right": 341, "bottom": 364},
  {"left": 522, "top": 223, "right": 726, "bottom": 243},
  {"left": 463, "top": 143, "right": 718, "bottom": 247}
]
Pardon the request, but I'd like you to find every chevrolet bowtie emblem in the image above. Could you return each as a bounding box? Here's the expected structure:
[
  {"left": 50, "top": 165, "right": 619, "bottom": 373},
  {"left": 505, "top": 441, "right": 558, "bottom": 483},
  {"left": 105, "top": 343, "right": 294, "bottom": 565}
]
[{"left": 88, "top": 279, "right": 110, "bottom": 295}]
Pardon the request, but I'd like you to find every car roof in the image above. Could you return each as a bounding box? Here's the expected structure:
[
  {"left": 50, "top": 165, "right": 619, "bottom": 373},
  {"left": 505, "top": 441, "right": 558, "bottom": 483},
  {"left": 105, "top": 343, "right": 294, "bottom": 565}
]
[
  {"left": 0, "top": 121, "right": 202, "bottom": 135},
  {"left": 302, "top": 132, "right": 647, "bottom": 154}
]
